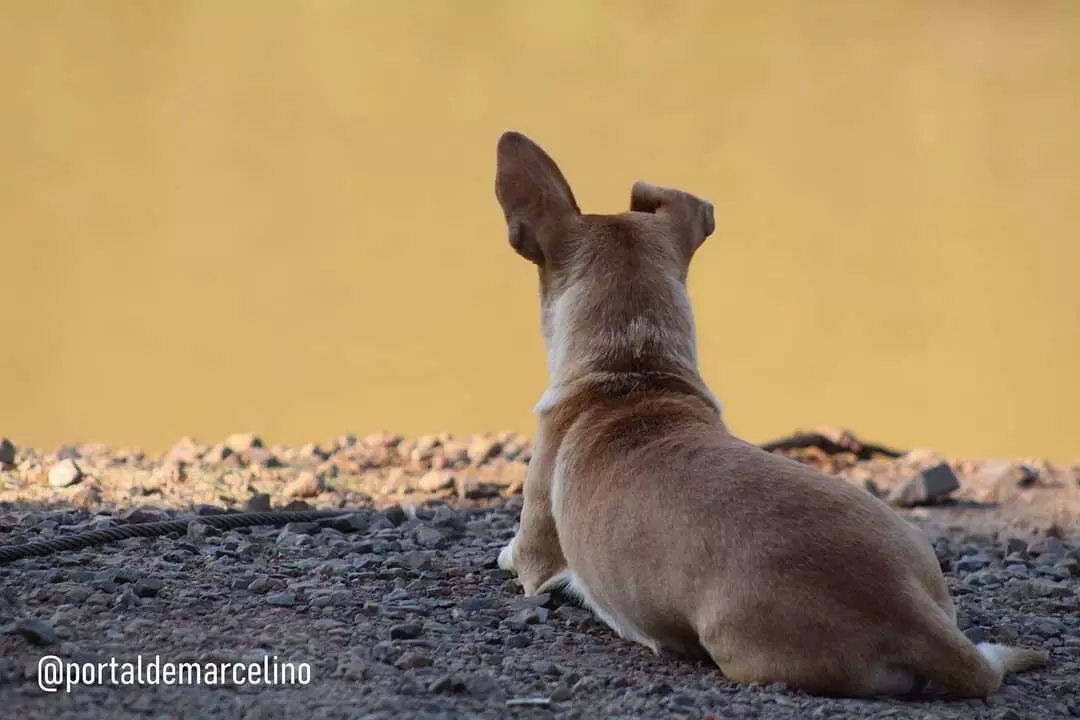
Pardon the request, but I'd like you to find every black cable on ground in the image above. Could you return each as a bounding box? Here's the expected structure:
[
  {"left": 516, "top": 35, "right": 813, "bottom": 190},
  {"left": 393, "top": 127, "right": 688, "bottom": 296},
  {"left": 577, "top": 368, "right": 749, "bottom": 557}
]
[{"left": 0, "top": 510, "right": 355, "bottom": 563}]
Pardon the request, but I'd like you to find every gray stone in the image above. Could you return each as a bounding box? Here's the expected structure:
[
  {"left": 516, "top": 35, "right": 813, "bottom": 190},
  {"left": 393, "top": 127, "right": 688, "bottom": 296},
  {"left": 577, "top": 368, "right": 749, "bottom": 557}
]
[
  {"left": 121, "top": 507, "right": 168, "bottom": 524},
  {"left": 133, "top": 578, "right": 163, "bottom": 598},
  {"left": 466, "top": 671, "right": 498, "bottom": 698},
  {"left": 887, "top": 462, "right": 960, "bottom": 507},
  {"left": 1005, "top": 538, "right": 1028, "bottom": 555},
  {"left": 245, "top": 493, "right": 273, "bottom": 512},
  {"left": 455, "top": 476, "right": 501, "bottom": 499},
  {"left": 247, "top": 575, "right": 271, "bottom": 594},
  {"left": 504, "top": 633, "right": 531, "bottom": 648},
  {"left": 394, "top": 651, "right": 432, "bottom": 669},
  {"left": 282, "top": 522, "right": 321, "bottom": 536},
  {"left": 321, "top": 512, "right": 369, "bottom": 533},
  {"left": 186, "top": 521, "right": 214, "bottom": 543},
  {"left": 13, "top": 619, "right": 58, "bottom": 646},
  {"left": 383, "top": 505, "right": 407, "bottom": 526},
  {"left": 0, "top": 437, "right": 15, "bottom": 466},
  {"left": 389, "top": 623, "right": 423, "bottom": 640},
  {"left": 415, "top": 526, "right": 444, "bottom": 548}
]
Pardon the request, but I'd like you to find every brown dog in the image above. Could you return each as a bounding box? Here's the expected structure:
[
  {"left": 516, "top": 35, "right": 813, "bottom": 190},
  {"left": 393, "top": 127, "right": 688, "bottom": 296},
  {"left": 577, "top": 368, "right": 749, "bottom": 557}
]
[{"left": 493, "top": 130, "right": 1047, "bottom": 697}]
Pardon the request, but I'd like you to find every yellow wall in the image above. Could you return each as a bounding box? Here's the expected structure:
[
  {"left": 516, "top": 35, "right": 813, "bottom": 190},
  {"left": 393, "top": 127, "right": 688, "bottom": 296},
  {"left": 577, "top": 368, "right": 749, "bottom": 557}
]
[{"left": 1, "top": 1, "right": 1078, "bottom": 461}]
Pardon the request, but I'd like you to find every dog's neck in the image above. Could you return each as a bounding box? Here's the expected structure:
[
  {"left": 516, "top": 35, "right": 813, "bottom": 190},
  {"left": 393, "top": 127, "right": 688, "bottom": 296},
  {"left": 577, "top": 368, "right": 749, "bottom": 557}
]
[{"left": 533, "top": 281, "right": 723, "bottom": 417}]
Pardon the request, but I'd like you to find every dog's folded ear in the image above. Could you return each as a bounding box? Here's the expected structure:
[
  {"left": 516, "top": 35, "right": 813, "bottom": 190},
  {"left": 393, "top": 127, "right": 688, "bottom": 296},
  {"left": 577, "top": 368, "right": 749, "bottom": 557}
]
[
  {"left": 630, "top": 181, "right": 715, "bottom": 253},
  {"left": 495, "top": 131, "right": 581, "bottom": 264}
]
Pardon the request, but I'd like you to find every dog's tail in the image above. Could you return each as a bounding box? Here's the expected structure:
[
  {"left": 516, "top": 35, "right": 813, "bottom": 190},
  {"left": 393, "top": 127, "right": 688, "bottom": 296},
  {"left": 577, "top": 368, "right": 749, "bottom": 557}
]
[{"left": 902, "top": 605, "right": 1047, "bottom": 697}]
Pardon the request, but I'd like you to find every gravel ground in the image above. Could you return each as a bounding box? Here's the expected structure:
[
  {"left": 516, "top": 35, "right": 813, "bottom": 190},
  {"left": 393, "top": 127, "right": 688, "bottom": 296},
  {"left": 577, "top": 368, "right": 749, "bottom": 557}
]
[{"left": 1, "top": 432, "right": 1079, "bottom": 719}]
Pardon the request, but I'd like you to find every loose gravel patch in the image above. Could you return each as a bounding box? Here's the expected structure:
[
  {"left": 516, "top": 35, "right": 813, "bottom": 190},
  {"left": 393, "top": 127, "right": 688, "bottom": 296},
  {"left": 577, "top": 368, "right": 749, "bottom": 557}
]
[{"left": 1, "top": 433, "right": 1078, "bottom": 719}]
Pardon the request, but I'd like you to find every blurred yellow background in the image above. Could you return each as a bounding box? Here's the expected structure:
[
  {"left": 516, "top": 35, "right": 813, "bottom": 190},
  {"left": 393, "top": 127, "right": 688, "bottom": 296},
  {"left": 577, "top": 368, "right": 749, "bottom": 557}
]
[{"left": 1, "top": 0, "right": 1078, "bottom": 461}]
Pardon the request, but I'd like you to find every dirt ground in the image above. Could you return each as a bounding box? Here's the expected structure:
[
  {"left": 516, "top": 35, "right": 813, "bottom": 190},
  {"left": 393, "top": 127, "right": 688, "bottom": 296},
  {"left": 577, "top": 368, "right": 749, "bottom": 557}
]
[{"left": 1, "top": 431, "right": 1078, "bottom": 719}]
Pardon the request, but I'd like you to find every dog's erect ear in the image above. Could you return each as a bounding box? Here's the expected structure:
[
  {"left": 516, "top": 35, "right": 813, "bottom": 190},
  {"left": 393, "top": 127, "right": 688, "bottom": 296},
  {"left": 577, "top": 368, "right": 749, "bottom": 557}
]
[
  {"left": 495, "top": 131, "right": 581, "bottom": 264},
  {"left": 630, "top": 181, "right": 715, "bottom": 253}
]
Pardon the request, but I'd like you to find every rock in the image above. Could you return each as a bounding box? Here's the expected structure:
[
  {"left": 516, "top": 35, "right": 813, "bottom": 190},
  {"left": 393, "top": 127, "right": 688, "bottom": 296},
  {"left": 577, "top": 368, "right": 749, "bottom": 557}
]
[
  {"left": 455, "top": 476, "right": 501, "bottom": 499},
  {"left": 394, "top": 651, "right": 432, "bottom": 670},
  {"left": 243, "top": 447, "right": 280, "bottom": 469},
  {"left": 953, "top": 554, "right": 990, "bottom": 573},
  {"left": 1005, "top": 537, "right": 1028, "bottom": 555},
  {"left": 156, "top": 460, "right": 187, "bottom": 484},
  {"left": 513, "top": 608, "right": 548, "bottom": 625},
  {"left": 510, "top": 594, "right": 552, "bottom": 611},
  {"left": 120, "top": 507, "right": 168, "bottom": 524},
  {"left": 383, "top": 505, "right": 407, "bottom": 526},
  {"left": 165, "top": 437, "right": 201, "bottom": 464},
  {"left": 963, "top": 626, "right": 986, "bottom": 644},
  {"left": 0, "top": 437, "right": 15, "bottom": 466},
  {"left": 980, "top": 462, "right": 1039, "bottom": 502},
  {"left": 398, "top": 551, "right": 434, "bottom": 571},
  {"left": 1059, "top": 558, "right": 1080, "bottom": 577},
  {"left": 48, "top": 459, "right": 83, "bottom": 488},
  {"left": 133, "top": 578, "right": 162, "bottom": 598},
  {"left": 442, "top": 441, "right": 470, "bottom": 465},
  {"left": 225, "top": 433, "right": 262, "bottom": 453},
  {"left": 415, "top": 526, "right": 444, "bottom": 548},
  {"left": 504, "top": 634, "right": 530, "bottom": 648},
  {"left": 13, "top": 618, "right": 58, "bottom": 646},
  {"left": 266, "top": 592, "right": 297, "bottom": 607},
  {"left": 465, "top": 671, "right": 499, "bottom": 698},
  {"left": 1030, "top": 536, "right": 1066, "bottom": 558},
  {"left": 532, "top": 660, "right": 562, "bottom": 677},
  {"left": 284, "top": 471, "right": 324, "bottom": 498},
  {"left": 371, "top": 641, "right": 402, "bottom": 665},
  {"left": 203, "top": 444, "right": 234, "bottom": 464},
  {"left": 887, "top": 463, "right": 959, "bottom": 507},
  {"left": 68, "top": 483, "right": 102, "bottom": 508},
  {"left": 187, "top": 522, "right": 214, "bottom": 543},
  {"left": 418, "top": 471, "right": 455, "bottom": 493},
  {"left": 282, "top": 522, "right": 320, "bottom": 536},
  {"left": 468, "top": 436, "right": 503, "bottom": 465},
  {"left": 899, "top": 448, "right": 942, "bottom": 468},
  {"left": 245, "top": 493, "right": 273, "bottom": 512},
  {"left": 390, "top": 623, "right": 423, "bottom": 640},
  {"left": 298, "top": 442, "right": 326, "bottom": 460},
  {"left": 55, "top": 444, "right": 81, "bottom": 461},
  {"left": 428, "top": 676, "right": 460, "bottom": 693},
  {"left": 321, "top": 513, "right": 369, "bottom": 533},
  {"left": 247, "top": 575, "right": 271, "bottom": 594}
]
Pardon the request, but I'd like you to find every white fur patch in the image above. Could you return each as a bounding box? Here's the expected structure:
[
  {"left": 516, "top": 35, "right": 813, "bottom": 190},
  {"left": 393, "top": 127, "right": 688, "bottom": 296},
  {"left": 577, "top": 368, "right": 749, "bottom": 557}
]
[
  {"left": 497, "top": 540, "right": 515, "bottom": 571},
  {"left": 532, "top": 386, "right": 563, "bottom": 414},
  {"left": 976, "top": 643, "right": 1008, "bottom": 677},
  {"left": 869, "top": 664, "right": 919, "bottom": 695}
]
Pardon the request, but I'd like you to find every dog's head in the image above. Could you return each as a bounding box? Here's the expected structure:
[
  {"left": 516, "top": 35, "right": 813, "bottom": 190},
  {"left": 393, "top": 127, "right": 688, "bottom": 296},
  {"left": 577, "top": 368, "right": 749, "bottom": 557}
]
[{"left": 494, "top": 131, "right": 716, "bottom": 385}]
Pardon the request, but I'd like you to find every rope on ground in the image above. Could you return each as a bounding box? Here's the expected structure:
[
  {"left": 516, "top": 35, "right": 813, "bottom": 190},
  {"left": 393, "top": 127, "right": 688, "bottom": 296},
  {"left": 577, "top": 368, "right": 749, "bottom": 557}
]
[{"left": 0, "top": 510, "right": 354, "bottom": 564}]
